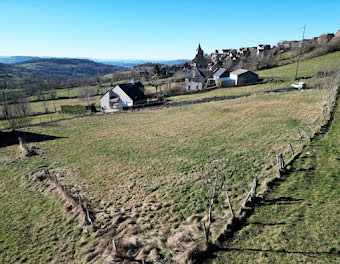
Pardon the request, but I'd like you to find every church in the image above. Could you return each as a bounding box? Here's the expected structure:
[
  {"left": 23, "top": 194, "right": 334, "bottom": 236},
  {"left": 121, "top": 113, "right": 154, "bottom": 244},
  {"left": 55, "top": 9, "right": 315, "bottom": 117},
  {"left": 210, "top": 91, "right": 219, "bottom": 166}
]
[{"left": 191, "top": 43, "right": 208, "bottom": 68}]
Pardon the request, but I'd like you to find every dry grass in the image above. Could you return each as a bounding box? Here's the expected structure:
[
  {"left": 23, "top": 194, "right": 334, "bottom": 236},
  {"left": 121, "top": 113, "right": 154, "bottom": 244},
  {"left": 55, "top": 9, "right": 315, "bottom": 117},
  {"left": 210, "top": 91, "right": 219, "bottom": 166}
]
[{"left": 0, "top": 87, "right": 329, "bottom": 262}]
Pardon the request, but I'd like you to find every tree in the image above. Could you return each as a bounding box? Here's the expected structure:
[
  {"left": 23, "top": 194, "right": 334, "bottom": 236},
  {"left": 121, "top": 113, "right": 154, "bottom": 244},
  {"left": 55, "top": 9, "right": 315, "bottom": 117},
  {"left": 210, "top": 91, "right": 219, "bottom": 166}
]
[
  {"left": 1, "top": 93, "right": 32, "bottom": 130},
  {"left": 42, "top": 96, "right": 49, "bottom": 113},
  {"left": 78, "top": 86, "right": 96, "bottom": 107},
  {"left": 50, "top": 89, "right": 57, "bottom": 100}
]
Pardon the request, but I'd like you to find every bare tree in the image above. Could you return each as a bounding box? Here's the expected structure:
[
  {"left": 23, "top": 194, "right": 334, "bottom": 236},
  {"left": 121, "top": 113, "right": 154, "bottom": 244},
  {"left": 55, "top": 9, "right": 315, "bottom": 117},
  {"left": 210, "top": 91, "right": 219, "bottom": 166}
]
[
  {"left": 1, "top": 93, "right": 32, "bottom": 130},
  {"left": 42, "top": 96, "right": 49, "bottom": 114},
  {"left": 50, "top": 89, "right": 57, "bottom": 100},
  {"left": 78, "top": 86, "right": 96, "bottom": 107}
]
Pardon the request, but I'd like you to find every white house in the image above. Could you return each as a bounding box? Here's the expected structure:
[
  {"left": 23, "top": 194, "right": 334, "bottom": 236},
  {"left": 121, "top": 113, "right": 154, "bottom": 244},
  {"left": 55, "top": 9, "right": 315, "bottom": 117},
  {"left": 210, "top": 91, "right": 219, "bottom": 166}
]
[{"left": 100, "top": 81, "right": 147, "bottom": 110}]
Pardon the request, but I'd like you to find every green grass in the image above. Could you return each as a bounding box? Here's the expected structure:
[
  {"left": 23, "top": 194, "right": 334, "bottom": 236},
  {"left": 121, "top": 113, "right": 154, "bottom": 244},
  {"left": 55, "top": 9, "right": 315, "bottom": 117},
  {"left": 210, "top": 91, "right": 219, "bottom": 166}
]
[
  {"left": 0, "top": 87, "right": 329, "bottom": 262},
  {"left": 168, "top": 81, "right": 291, "bottom": 103},
  {"left": 209, "top": 105, "right": 340, "bottom": 264},
  {"left": 258, "top": 51, "right": 340, "bottom": 80},
  {"left": 0, "top": 164, "right": 82, "bottom": 263},
  {"left": 0, "top": 112, "right": 74, "bottom": 130}
]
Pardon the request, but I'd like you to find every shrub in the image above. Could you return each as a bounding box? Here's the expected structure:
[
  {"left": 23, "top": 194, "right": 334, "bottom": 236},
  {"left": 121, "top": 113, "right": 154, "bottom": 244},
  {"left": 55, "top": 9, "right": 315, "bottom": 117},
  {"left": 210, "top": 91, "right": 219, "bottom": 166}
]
[{"left": 61, "top": 105, "right": 87, "bottom": 114}]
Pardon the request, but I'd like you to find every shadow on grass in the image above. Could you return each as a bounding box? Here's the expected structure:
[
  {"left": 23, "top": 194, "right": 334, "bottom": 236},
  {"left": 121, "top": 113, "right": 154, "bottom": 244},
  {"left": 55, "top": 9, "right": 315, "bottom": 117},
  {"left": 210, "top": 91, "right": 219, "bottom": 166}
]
[
  {"left": 249, "top": 222, "right": 287, "bottom": 226},
  {"left": 257, "top": 196, "right": 303, "bottom": 206},
  {"left": 217, "top": 247, "right": 339, "bottom": 256},
  {"left": 0, "top": 131, "right": 65, "bottom": 148}
]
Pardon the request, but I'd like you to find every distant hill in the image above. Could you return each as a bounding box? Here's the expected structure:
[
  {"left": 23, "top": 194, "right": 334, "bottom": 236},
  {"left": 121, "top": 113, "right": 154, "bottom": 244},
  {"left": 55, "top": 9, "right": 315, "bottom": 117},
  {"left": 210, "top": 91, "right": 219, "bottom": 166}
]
[
  {"left": 91, "top": 59, "right": 190, "bottom": 68},
  {"left": 0, "top": 63, "right": 29, "bottom": 82},
  {"left": 0, "top": 58, "right": 126, "bottom": 84},
  {"left": 0, "top": 56, "right": 190, "bottom": 69},
  {"left": 0, "top": 56, "right": 41, "bottom": 64},
  {"left": 16, "top": 58, "right": 126, "bottom": 79}
]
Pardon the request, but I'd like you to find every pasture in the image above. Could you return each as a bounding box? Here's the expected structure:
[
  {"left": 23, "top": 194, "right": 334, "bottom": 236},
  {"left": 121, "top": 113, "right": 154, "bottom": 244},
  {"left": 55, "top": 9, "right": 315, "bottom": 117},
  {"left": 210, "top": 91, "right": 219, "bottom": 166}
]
[{"left": 0, "top": 86, "right": 329, "bottom": 262}]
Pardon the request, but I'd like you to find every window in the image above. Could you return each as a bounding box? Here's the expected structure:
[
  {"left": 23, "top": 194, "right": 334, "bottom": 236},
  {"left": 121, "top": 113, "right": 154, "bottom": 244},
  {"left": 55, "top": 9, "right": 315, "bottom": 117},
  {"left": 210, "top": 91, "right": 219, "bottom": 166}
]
[
  {"left": 188, "top": 85, "right": 190, "bottom": 91},
  {"left": 196, "top": 85, "right": 199, "bottom": 89}
]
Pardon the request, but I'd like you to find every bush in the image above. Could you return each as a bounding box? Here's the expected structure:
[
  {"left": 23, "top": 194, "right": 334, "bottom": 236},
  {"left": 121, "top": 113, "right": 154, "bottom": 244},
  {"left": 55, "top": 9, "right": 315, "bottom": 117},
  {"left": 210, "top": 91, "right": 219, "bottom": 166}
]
[{"left": 61, "top": 105, "right": 87, "bottom": 114}]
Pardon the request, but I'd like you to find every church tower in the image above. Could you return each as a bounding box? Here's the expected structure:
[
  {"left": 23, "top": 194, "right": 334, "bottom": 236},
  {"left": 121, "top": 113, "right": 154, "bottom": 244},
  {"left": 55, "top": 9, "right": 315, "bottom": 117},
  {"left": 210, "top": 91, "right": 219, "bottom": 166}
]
[
  {"left": 196, "top": 43, "right": 204, "bottom": 56},
  {"left": 192, "top": 43, "right": 208, "bottom": 68}
]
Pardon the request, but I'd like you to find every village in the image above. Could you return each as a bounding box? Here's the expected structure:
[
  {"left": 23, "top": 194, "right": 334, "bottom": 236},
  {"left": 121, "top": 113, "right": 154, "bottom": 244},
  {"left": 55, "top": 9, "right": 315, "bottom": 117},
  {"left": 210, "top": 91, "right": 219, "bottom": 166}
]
[
  {"left": 1, "top": 0, "right": 339, "bottom": 261},
  {"left": 100, "top": 32, "right": 337, "bottom": 113},
  {"left": 100, "top": 43, "right": 263, "bottom": 111}
]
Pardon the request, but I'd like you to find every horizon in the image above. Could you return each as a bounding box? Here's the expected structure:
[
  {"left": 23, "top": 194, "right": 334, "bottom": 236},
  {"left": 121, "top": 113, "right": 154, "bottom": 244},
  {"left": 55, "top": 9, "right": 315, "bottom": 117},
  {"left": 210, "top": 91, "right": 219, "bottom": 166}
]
[{"left": 0, "top": 0, "right": 339, "bottom": 60}]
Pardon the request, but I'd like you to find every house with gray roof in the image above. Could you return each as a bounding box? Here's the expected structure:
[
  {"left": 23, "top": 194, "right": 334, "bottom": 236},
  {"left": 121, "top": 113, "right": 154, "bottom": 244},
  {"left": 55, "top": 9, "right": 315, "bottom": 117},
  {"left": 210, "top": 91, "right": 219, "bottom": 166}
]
[
  {"left": 213, "top": 68, "right": 235, "bottom": 87},
  {"left": 230, "top": 69, "right": 258, "bottom": 85},
  {"left": 100, "top": 81, "right": 147, "bottom": 110},
  {"left": 213, "top": 68, "right": 230, "bottom": 80},
  {"left": 185, "top": 68, "right": 212, "bottom": 91}
]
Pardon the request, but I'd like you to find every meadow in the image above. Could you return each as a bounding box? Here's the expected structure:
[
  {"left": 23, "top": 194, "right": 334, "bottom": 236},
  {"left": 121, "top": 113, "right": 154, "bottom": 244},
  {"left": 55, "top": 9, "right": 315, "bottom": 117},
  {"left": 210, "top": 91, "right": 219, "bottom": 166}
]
[
  {"left": 209, "top": 105, "right": 340, "bottom": 264},
  {"left": 258, "top": 51, "right": 340, "bottom": 80},
  {"left": 0, "top": 86, "right": 329, "bottom": 262},
  {"left": 0, "top": 51, "right": 339, "bottom": 262}
]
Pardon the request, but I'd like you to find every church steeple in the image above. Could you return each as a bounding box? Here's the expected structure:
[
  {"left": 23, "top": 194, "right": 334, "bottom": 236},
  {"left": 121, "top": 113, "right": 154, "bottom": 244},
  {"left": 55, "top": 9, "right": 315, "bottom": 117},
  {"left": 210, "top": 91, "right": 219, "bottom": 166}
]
[
  {"left": 192, "top": 43, "right": 207, "bottom": 68},
  {"left": 196, "top": 43, "right": 203, "bottom": 56}
]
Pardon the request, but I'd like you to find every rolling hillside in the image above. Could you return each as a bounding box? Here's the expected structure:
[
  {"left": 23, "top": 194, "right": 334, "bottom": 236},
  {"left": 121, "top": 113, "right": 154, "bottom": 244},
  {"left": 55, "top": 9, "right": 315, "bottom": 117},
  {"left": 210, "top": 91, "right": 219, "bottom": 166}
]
[
  {"left": 0, "top": 50, "right": 338, "bottom": 263},
  {"left": 0, "top": 58, "right": 126, "bottom": 85},
  {"left": 15, "top": 58, "right": 126, "bottom": 79}
]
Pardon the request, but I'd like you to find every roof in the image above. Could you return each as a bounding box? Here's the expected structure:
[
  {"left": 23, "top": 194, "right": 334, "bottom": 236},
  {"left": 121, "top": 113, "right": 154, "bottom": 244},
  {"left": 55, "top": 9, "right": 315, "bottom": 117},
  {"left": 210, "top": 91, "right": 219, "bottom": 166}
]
[
  {"left": 186, "top": 68, "right": 205, "bottom": 78},
  {"left": 100, "top": 90, "right": 111, "bottom": 99},
  {"left": 231, "top": 69, "right": 253, "bottom": 76},
  {"left": 214, "top": 68, "right": 229, "bottom": 78},
  {"left": 200, "top": 69, "right": 214, "bottom": 78},
  {"left": 116, "top": 82, "right": 147, "bottom": 102},
  {"left": 186, "top": 68, "right": 213, "bottom": 79}
]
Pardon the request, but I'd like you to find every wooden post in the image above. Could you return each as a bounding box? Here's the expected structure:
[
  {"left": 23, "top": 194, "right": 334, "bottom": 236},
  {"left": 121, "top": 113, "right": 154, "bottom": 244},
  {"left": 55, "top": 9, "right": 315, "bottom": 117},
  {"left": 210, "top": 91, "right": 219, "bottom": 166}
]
[
  {"left": 289, "top": 143, "right": 294, "bottom": 157},
  {"left": 225, "top": 190, "right": 234, "bottom": 218},
  {"left": 243, "top": 177, "right": 258, "bottom": 205},
  {"left": 277, "top": 153, "right": 285, "bottom": 172},
  {"left": 308, "top": 125, "right": 315, "bottom": 135},
  {"left": 299, "top": 128, "right": 310, "bottom": 140},
  {"left": 112, "top": 238, "right": 116, "bottom": 253},
  {"left": 86, "top": 210, "right": 93, "bottom": 225},
  {"left": 298, "top": 129, "right": 303, "bottom": 144}
]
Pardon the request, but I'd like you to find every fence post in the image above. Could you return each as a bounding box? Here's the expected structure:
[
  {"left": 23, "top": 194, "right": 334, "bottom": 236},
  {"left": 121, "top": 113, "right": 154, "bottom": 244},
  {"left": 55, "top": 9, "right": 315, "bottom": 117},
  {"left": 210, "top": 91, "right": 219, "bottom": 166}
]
[
  {"left": 289, "top": 143, "right": 294, "bottom": 157},
  {"left": 297, "top": 129, "right": 303, "bottom": 144},
  {"left": 277, "top": 153, "right": 285, "bottom": 172},
  {"left": 225, "top": 190, "right": 234, "bottom": 218}
]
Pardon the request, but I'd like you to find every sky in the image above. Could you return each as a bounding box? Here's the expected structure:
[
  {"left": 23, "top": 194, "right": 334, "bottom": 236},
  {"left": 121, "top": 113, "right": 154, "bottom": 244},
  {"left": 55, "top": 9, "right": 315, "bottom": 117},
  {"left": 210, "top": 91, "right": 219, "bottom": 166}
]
[{"left": 0, "top": 0, "right": 339, "bottom": 60}]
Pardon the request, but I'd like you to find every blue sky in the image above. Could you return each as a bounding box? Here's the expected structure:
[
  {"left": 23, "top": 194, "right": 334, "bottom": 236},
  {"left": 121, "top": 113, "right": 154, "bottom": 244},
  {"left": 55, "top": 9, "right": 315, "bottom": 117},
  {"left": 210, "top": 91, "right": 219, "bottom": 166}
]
[{"left": 0, "top": 0, "right": 339, "bottom": 60}]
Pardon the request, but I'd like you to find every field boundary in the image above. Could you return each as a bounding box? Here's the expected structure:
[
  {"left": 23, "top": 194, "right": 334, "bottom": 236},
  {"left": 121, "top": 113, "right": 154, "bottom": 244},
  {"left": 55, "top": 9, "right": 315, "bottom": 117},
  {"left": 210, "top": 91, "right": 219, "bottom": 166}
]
[{"left": 189, "top": 75, "right": 339, "bottom": 264}]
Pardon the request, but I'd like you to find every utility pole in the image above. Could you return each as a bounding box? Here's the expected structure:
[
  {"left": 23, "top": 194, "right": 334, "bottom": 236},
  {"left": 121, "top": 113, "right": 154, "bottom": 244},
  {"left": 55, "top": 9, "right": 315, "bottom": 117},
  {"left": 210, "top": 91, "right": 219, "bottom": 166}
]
[{"left": 294, "top": 25, "right": 306, "bottom": 80}]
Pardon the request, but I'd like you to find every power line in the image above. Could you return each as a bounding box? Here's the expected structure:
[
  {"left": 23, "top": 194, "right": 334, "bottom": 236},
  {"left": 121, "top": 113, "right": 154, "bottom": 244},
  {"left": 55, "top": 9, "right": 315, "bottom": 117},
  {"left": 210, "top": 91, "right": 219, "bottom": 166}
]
[{"left": 294, "top": 25, "right": 306, "bottom": 80}]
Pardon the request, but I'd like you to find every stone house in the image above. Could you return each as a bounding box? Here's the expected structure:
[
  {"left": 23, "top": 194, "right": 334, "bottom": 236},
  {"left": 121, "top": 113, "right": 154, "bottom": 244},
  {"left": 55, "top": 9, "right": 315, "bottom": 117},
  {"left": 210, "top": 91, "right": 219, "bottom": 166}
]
[{"left": 185, "top": 68, "right": 212, "bottom": 91}]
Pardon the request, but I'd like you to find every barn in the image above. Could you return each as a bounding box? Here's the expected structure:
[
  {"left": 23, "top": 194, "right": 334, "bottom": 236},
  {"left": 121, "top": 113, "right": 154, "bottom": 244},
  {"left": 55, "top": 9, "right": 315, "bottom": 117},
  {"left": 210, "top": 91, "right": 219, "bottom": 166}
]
[{"left": 229, "top": 69, "right": 258, "bottom": 85}]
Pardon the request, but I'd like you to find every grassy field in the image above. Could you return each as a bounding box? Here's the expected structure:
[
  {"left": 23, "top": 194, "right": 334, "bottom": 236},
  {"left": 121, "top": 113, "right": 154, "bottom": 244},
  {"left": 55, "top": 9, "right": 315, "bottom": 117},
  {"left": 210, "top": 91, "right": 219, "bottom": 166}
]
[
  {"left": 0, "top": 112, "right": 75, "bottom": 130},
  {"left": 258, "top": 51, "right": 340, "bottom": 80},
  {"left": 0, "top": 164, "right": 83, "bottom": 263},
  {"left": 0, "top": 86, "right": 329, "bottom": 262},
  {"left": 209, "top": 105, "right": 340, "bottom": 264},
  {"left": 168, "top": 81, "right": 291, "bottom": 103},
  {"left": 0, "top": 52, "right": 339, "bottom": 262}
]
